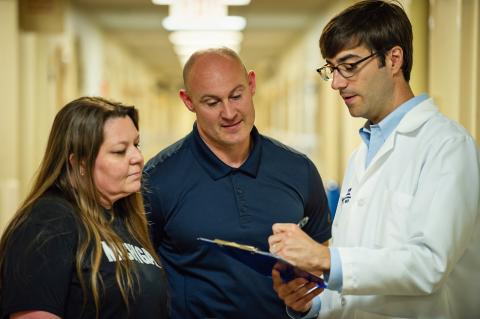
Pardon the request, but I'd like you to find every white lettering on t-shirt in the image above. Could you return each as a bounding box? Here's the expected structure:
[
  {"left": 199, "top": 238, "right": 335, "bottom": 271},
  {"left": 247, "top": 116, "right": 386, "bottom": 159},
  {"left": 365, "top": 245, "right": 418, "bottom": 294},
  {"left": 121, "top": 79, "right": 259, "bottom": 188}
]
[
  {"left": 101, "top": 241, "right": 161, "bottom": 268},
  {"left": 102, "top": 241, "right": 118, "bottom": 262}
]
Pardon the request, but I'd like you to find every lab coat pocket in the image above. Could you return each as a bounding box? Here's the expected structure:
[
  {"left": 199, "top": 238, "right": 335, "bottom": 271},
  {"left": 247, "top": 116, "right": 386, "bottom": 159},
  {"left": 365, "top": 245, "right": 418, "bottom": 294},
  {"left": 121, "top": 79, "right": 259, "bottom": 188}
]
[
  {"left": 354, "top": 309, "right": 413, "bottom": 319},
  {"left": 375, "top": 190, "right": 413, "bottom": 247}
]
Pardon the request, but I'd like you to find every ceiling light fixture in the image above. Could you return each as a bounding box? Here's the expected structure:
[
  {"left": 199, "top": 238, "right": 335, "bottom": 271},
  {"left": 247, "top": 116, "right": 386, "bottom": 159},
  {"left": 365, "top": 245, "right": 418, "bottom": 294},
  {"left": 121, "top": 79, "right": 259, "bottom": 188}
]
[
  {"left": 152, "top": 0, "right": 250, "bottom": 65},
  {"left": 170, "top": 30, "right": 244, "bottom": 64}
]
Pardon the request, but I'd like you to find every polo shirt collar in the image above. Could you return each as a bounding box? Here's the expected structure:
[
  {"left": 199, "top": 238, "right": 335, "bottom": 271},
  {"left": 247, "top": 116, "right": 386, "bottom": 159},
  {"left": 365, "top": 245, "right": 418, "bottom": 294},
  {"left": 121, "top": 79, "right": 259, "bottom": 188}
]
[{"left": 191, "top": 122, "right": 262, "bottom": 180}]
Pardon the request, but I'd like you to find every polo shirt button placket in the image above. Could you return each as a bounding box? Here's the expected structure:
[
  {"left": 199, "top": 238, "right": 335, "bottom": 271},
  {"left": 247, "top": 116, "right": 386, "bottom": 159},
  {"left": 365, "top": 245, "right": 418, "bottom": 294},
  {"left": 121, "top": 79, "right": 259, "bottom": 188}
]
[
  {"left": 237, "top": 188, "right": 246, "bottom": 215},
  {"left": 232, "top": 175, "right": 249, "bottom": 223}
]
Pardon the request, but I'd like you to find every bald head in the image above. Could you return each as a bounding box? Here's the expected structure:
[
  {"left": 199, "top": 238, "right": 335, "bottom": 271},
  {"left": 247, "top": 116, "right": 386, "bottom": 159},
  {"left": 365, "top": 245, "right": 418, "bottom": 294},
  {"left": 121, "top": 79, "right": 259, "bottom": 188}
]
[{"left": 182, "top": 47, "right": 248, "bottom": 92}]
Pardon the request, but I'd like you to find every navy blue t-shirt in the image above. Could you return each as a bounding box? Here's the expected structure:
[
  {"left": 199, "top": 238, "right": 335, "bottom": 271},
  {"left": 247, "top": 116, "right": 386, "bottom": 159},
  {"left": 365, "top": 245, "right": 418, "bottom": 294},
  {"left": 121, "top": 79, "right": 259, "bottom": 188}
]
[{"left": 143, "top": 124, "right": 331, "bottom": 319}]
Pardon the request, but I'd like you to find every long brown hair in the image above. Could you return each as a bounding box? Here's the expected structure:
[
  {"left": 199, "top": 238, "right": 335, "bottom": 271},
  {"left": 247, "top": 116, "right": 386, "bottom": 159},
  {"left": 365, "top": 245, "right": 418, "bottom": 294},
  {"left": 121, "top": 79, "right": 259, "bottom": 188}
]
[{"left": 0, "top": 96, "right": 160, "bottom": 315}]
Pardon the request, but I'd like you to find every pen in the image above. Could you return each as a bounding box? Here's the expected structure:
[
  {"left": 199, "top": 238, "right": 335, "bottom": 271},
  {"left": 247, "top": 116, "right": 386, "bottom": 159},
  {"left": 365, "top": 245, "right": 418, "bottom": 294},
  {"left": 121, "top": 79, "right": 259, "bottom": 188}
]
[{"left": 297, "top": 216, "right": 309, "bottom": 229}]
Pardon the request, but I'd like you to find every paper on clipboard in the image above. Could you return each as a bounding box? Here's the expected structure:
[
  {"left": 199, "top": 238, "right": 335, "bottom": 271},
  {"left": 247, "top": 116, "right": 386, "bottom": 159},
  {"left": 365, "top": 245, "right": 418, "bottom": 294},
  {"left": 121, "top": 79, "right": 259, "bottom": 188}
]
[{"left": 198, "top": 237, "right": 326, "bottom": 288}]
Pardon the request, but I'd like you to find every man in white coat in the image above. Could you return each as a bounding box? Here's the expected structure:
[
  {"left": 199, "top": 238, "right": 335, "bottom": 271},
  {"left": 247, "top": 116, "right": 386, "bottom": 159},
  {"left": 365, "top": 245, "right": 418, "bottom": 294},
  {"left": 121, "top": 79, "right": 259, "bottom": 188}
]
[{"left": 268, "top": 1, "right": 480, "bottom": 318}]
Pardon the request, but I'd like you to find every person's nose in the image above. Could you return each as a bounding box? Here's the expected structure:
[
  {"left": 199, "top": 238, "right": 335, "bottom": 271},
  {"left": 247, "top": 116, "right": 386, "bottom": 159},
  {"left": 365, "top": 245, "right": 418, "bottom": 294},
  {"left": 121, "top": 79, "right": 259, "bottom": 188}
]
[
  {"left": 331, "top": 70, "right": 348, "bottom": 91},
  {"left": 221, "top": 101, "right": 237, "bottom": 120},
  {"left": 130, "top": 147, "right": 144, "bottom": 166}
]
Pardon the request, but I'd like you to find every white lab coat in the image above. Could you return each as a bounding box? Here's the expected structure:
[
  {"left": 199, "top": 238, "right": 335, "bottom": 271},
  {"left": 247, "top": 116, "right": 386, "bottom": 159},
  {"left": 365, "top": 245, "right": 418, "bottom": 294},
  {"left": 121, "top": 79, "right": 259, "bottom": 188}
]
[{"left": 319, "top": 98, "right": 480, "bottom": 319}]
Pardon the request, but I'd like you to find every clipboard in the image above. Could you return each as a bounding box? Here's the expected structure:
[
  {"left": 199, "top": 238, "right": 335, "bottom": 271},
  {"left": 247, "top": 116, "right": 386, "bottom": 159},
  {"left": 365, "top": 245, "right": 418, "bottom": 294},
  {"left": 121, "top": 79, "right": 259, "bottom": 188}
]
[{"left": 198, "top": 237, "right": 326, "bottom": 288}]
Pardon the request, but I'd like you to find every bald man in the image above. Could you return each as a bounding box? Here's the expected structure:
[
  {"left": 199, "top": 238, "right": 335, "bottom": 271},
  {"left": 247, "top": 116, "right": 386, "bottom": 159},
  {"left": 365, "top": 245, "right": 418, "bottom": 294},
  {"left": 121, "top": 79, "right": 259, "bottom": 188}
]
[{"left": 143, "top": 47, "right": 331, "bottom": 319}]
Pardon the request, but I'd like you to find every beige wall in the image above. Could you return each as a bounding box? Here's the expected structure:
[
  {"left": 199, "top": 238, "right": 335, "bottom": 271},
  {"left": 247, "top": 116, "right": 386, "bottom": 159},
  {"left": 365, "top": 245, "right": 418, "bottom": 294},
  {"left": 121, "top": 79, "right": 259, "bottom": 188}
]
[
  {"left": 429, "top": 0, "right": 479, "bottom": 141},
  {"left": 0, "top": 0, "right": 20, "bottom": 231},
  {"left": 0, "top": 0, "right": 479, "bottom": 230},
  {"left": 405, "top": 0, "right": 429, "bottom": 95},
  {"left": 19, "top": 34, "right": 66, "bottom": 198}
]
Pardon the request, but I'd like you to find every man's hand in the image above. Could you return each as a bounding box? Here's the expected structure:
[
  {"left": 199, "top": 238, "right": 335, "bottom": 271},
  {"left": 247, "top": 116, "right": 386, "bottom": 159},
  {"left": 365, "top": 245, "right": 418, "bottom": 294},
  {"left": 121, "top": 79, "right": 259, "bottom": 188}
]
[
  {"left": 268, "top": 223, "right": 331, "bottom": 274},
  {"left": 272, "top": 269, "right": 322, "bottom": 313}
]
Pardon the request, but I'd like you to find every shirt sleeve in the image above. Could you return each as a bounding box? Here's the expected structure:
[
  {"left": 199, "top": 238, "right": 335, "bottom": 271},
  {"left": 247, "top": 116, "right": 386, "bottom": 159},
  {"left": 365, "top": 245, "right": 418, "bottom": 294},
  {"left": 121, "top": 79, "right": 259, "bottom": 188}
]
[
  {"left": 325, "top": 247, "right": 343, "bottom": 291},
  {"left": 1, "top": 199, "right": 77, "bottom": 318},
  {"left": 286, "top": 297, "right": 321, "bottom": 319},
  {"left": 302, "top": 158, "right": 332, "bottom": 243}
]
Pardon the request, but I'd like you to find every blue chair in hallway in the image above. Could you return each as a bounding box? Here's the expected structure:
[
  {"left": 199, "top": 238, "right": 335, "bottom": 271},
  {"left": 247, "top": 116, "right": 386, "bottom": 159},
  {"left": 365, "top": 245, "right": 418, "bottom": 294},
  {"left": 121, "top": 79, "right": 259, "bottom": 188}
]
[{"left": 326, "top": 180, "right": 340, "bottom": 221}]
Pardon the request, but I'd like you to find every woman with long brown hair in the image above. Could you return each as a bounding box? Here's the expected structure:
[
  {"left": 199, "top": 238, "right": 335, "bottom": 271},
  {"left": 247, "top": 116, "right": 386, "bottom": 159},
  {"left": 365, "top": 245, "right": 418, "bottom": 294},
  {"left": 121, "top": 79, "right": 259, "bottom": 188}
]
[{"left": 0, "top": 97, "right": 168, "bottom": 319}]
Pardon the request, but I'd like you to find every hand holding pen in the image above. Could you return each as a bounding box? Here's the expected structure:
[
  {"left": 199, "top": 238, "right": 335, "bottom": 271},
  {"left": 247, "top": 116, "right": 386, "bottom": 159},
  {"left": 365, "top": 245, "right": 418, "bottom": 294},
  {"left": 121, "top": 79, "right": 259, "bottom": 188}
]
[
  {"left": 269, "top": 216, "right": 310, "bottom": 256},
  {"left": 269, "top": 216, "right": 330, "bottom": 273},
  {"left": 270, "top": 216, "right": 324, "bottom": 315},
  {"left": 269, "top": 216, "right": 308, "bottom": 253}
]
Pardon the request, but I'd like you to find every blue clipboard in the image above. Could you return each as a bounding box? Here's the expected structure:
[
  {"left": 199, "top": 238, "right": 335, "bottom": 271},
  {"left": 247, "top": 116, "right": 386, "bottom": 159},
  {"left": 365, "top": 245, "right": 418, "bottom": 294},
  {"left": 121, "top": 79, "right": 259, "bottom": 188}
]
[{"left": 198, "top": 237, "right": 326, "bottom": 288}]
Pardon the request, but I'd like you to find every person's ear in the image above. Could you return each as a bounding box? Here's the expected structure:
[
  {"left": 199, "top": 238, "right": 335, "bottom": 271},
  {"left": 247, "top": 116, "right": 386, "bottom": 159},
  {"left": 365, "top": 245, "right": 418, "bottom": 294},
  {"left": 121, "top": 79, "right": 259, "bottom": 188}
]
[
  {"left": 247, "top": 71, "right": 256, "bottom": 96},
  {"left": 69, "top": 154, "right": 86, "bottom": 176},
  {"left": 179, "top": 89, "right": 195, "bottom": 113},
  {"left": 388, "top": 46, "right": 404, "bottom": 77}
]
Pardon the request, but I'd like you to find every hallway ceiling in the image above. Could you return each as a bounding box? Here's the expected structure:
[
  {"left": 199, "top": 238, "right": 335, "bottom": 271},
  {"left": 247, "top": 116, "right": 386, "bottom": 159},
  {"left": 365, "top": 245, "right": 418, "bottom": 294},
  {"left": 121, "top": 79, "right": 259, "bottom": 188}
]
[{"left": 72, "top": 0, "right": 332, "bottom": 86}]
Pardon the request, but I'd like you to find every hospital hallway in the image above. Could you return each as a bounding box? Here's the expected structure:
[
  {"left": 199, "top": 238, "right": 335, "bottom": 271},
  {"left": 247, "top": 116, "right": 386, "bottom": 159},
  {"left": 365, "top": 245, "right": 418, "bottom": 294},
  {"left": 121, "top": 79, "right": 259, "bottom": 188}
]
[{"left": 1, "top": 0, "right": 479, "bottom": 227}]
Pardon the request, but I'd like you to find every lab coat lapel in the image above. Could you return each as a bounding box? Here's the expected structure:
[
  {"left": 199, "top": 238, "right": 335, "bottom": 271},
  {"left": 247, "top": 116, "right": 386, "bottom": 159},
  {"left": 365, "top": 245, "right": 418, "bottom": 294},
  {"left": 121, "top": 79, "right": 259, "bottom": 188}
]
[
  {"left": 359, "top": 99, "right": 438, "bottom": 183},
  {"left": 353, "top": 144, "right": 368, "bottom": 182},
  {"left": 396, "top": 98, "right": 438, "bottom": 133},
  {"left": 362, "top": 132, "right": 395, "bottom": 179}
]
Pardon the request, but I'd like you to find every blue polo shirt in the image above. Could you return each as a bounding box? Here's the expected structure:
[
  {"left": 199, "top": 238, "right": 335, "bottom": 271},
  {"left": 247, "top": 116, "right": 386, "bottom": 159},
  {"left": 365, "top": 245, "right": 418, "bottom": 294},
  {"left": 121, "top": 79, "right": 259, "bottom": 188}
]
[{"left": 143, "top": 123, "right": 331, "bottom": 319}]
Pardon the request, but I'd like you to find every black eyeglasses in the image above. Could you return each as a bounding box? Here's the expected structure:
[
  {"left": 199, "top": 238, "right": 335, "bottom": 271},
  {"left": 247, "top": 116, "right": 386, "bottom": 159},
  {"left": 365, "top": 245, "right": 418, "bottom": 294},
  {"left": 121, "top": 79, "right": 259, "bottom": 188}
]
[{"left": 316, "top": 52, "right": 381, "bottom": 81}]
